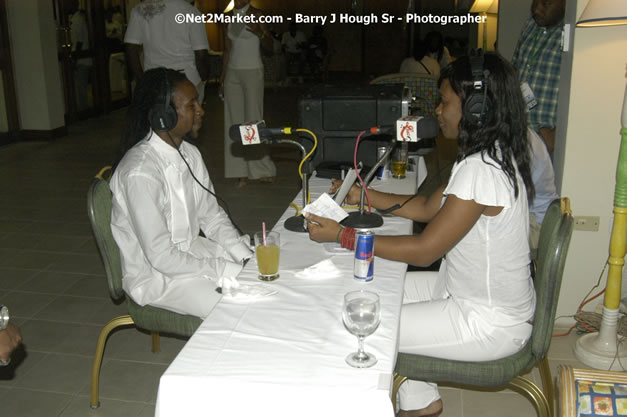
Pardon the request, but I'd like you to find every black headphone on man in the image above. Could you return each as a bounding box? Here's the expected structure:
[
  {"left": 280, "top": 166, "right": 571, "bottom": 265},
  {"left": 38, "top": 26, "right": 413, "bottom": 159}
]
[
  {"left": 463, "top": 49, "right": 494, "bottom": 127},
  {"left": 144, "top": 68, "right": 244, "bottom": 235},
  {"left": 149, "top": 68, "right": 178, "bottom": 132}
]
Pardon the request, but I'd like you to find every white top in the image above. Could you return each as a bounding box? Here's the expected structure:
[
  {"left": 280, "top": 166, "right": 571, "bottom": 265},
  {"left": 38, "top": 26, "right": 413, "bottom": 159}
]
[
  {"left": 441, "top": 150, "right": 536, "bottom": 327},
  {"left": 124, "top": 0, "right": 210, "bottom": 86},
  {"left": 110, "top": 132, "right": 251, "bottom": 307},
  {"left": 399, "top": 56, "right": 440, "bottom": 77},
  {"left": 528, "top": 128, "right": 558, "bottom": 223},
  {"left": 281, "top": 30, "right": 306, "bottom": 54},
  {"left": 227, "top": 5, "right": 263, "bottom": 70},
  {"left": 155, "top": 174, "right": 417, "bottom": 417}
]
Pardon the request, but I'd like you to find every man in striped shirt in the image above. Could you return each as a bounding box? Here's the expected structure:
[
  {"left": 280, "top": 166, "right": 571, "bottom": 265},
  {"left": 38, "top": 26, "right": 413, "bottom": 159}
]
[{"left": 512, "top": 0, "right": 566, "bottom": 155}]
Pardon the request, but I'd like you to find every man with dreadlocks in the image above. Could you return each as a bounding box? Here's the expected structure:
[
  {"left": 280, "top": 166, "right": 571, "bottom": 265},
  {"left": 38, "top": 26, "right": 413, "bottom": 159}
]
[
  {"left": 110, "top": 68, "right": 252, "bottom": 319},
  {"left": 125, "top": 0, "right": 211, "bottom": 103}
]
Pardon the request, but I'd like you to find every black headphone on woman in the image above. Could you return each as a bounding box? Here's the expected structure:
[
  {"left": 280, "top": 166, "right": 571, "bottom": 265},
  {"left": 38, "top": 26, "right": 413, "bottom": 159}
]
[
  {"left": 148, "top": 69, "right": 178, "bottom": 132},
  {"left": 463, "top": 49, "right": 494, "bottom": 127}
]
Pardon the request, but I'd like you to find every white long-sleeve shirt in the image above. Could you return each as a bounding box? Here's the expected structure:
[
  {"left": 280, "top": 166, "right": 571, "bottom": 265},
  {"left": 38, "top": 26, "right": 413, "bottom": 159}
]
[
  {"left": 528, "top": 128, "right": 558, "bottom": 224},
  {"left": 110, "top": 132, "right": 251, "bottom": 307}
]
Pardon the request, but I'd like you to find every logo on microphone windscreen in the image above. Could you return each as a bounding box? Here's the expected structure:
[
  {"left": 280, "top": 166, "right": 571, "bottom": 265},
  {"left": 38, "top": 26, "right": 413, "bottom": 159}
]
[
  {"left": 396, "top": 116, "right": 420, "bottom": 142},
  {"left": 239, "top": 121, "right": 262, "bottom": 145}
]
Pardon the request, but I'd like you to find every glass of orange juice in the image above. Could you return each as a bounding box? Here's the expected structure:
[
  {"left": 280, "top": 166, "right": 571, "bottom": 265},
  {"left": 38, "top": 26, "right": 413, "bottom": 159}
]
[
  {"left": 254, "top": 231, "right": 280, "bottom": 281},
  {"left": 391, "top": 142, "right": 408, "bottom": 179}
]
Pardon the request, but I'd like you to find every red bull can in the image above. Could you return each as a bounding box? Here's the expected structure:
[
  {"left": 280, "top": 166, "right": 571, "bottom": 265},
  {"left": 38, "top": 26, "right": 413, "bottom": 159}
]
[
  {"left": 376, "top": 146, "right": 388, "bottom": 180},
  {"left": 354, "top": 230, "right": 374, "bottom": 282}
]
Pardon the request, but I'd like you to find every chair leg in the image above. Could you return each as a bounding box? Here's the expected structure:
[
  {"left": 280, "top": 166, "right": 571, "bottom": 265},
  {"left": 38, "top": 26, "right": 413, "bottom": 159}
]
[
  {"left": 391, "top": 373, "right": 408, "bottom": 414},
  {"left": 90, "top": 315, "right": 135, "bottom": 409},
  {"left": 538, "top": 357, "right": 555, "bottom": 417},
  {"left": 508, "top": 376, "right": 551, "bottom": 417},
  {"left": 151, "top": 331, "right": 160, "bottom": 353}
]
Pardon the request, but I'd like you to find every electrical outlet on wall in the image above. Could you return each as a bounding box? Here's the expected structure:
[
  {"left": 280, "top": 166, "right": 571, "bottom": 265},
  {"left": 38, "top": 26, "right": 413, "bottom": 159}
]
[{"left": 574, "top": 216, "right": 600, "bottom": 232}]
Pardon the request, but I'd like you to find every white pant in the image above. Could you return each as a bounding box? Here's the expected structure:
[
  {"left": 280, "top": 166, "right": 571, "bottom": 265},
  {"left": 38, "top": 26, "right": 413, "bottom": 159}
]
[
  {"left": 223, "top": 67, "right": 276, "bottom": 179},
  {"left": 398, "top": 271, "right": 532, "bottom": 411},
  {"left": 149, "top": 277, "right": 221, "bottom": 319}
]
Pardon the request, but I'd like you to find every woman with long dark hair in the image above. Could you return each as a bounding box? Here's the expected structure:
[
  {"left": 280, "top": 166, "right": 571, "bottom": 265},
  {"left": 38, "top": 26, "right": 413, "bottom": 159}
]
[{"left": 306, "top": 52, "right": 535, "bottom": 416}]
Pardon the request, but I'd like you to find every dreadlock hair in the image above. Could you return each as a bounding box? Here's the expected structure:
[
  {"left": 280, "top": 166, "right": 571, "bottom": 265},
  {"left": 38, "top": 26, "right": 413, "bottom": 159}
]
[
  {"left": 113, "top": 67, "right": 187, "bottom": 170},
  {"left": 438, "top": 52, "right": 534, "bottom": 202}
]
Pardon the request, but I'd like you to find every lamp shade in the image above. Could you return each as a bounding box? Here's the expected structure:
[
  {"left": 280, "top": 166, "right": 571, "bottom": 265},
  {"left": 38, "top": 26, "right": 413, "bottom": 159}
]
[
  {"left": 470, "top": 0, "right": 493, "bottom": 13},
  {"left": 487, "top": 0, "right": 498, "bottom": 14},
  {"left": 223, "top": 0, "right": 234, "bottom": 13},
  {"left": 576, "top": 0, "right": 627, "bottom": 27}
]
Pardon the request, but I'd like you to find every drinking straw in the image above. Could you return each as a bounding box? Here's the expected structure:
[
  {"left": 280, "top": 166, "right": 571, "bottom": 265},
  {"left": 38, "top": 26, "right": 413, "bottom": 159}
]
[{"left": 262, "top": 222, "right": 267, "bottom": 246}]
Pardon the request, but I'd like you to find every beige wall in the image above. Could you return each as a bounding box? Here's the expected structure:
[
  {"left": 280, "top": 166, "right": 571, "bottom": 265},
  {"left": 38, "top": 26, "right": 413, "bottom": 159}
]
[
  {"left": 496, "top": 0, "right": 530, "bottom": 60},
  {"left": 6, "top": 0, "right": 64, "bottom": 131}
]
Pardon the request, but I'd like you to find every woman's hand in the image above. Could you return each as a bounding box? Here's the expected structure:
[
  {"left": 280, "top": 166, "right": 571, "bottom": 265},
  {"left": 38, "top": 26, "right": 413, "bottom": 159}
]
[
  {"left": 330, "top": 179, "right": 362, "bottom": 205},
  {"left": 304, "top": 213, "right": 342, "bottom": 243}
]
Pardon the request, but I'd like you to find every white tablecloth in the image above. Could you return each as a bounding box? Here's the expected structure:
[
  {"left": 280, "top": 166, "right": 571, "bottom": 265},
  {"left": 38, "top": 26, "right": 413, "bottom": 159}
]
[{"left": 155, "top": 169, "right": 424, "bottom": 417}]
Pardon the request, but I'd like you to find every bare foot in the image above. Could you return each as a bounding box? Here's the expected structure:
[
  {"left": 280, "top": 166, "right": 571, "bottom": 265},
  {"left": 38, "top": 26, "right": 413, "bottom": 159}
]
[{"left": 397, "top": 399, "right": 442, "bottom": 417}]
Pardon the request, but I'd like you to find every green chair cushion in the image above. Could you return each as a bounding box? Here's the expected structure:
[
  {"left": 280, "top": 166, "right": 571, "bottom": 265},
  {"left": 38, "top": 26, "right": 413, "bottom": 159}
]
[
  {"left": 127, "top": 298, "right": 201, "bottom": 336},
  {"left": 395, "top": 342, "right": 535, "bottom": 387}
]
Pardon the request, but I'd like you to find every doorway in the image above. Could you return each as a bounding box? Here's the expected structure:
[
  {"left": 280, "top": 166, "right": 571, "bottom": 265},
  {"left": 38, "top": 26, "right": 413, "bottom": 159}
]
[{"left": 53, "top": 0, "right": 133, "bottom": 123}]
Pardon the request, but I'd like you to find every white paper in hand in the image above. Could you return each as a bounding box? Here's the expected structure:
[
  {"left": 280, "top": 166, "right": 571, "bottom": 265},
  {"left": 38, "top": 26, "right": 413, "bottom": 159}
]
[{"left": 302, "top": 193, "right": 349, "bottom": 223}]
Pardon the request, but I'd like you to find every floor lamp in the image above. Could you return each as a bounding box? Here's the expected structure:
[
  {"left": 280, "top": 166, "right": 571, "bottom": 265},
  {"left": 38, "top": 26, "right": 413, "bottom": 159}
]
[{"left": 573, "top": 0, "right": 627, "bottom": 371}]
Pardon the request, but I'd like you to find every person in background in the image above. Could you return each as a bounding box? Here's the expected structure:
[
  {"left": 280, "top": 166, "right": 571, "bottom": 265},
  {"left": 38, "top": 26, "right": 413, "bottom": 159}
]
[
  {"left": 110, "top": 68, "right": 252, "bottom": 319},
  {"left": 512, "top": 0, "right": 566, "bottom": 155},
  {"left": 305, "top": 52, "right": 535, "bottom": 417},
  {"left": 527, "top": 127, "right": 559, "bottom": 258},
  {"left": 281, "top": 22, "right": 307, "bottom": 81},
  {"left": 220, "top": 0, "right": 276, "bottom": 188},
  {"left": 400, "top": 39, "right": 440, "bottom": 77},
  {"left": 306, "top": 24, "right": 328, "bottom": 79},
  {"left": 424, "top": 31, "right": 452, "bottom": 70},
  {"left": 68, "top": 0, "right": 92, "bottom": 112},
  {"left": 124, "top": 0, "right": 211, "bottom": 103}
]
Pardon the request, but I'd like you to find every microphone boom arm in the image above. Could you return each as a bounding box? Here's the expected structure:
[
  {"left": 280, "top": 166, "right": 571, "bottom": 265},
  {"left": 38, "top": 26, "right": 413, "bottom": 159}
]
[{"left": 275, "top": 138, "right": 309, "bottom": 210}]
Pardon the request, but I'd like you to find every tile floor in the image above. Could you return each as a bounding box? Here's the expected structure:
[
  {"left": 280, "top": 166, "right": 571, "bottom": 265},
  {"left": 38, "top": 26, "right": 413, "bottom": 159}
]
[{"left": 0, "top": 83, "right": 588, "bottom": 417}]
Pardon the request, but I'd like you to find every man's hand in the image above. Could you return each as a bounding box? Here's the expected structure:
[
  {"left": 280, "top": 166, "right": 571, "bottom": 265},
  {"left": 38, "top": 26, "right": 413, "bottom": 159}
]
[
  {"left": 538, "top": 127, "right": 555, "bottom": 155},
  {"left": 0, "top": 324, "right": 22, "bottom": 364},
  {"left": 124, "top": 43, "right": 144, "bottom": 82},
  {"left": 304, "top": 213, "right": 342, "bottom": 243},
  {"left": 194, "top": 49, "right": 211, "bottom": 81}
]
